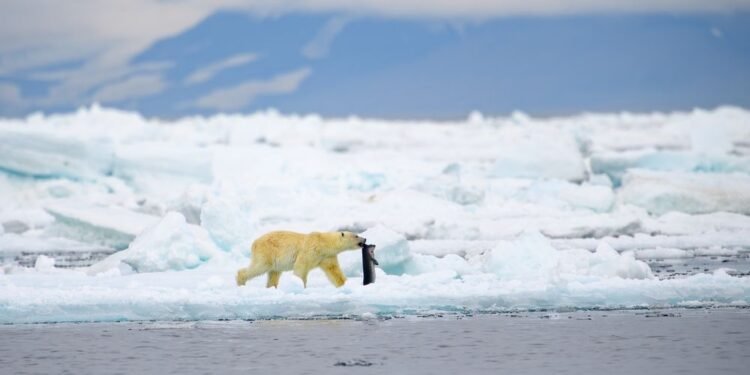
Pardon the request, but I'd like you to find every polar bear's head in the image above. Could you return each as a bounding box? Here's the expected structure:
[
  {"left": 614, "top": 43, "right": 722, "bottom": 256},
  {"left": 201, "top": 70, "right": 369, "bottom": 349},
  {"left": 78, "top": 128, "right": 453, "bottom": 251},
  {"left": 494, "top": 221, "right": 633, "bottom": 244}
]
[{"left": 320, "top": 231, "right": 366, "bottom": 253}]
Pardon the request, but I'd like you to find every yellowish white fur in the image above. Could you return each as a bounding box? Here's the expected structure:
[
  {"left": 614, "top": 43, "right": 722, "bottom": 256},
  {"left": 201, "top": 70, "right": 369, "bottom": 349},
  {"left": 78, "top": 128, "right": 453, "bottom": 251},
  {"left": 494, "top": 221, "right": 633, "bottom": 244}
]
[{"left": 236, "top": 231, "right": 364, "bottom": 288}]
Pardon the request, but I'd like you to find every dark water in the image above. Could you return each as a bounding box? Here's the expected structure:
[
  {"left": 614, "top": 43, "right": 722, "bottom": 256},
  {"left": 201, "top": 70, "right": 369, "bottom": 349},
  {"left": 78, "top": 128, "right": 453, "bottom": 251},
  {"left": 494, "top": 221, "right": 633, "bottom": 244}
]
[
  {"left": 1, "top": 309, "right": 749, "bottom": 375},
  {"left": 647, "top": 253, "right": 750, "bottom": 279}
]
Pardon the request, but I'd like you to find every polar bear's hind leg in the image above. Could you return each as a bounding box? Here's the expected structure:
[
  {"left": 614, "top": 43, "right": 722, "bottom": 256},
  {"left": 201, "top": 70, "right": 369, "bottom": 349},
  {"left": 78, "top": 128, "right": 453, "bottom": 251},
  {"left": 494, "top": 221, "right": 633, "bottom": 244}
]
[
  {"left": 236, "top": 261, "right": 270, "bottom": 286},
  {"left": 266, "top": 271, "right": 281, "bottom": 288}
]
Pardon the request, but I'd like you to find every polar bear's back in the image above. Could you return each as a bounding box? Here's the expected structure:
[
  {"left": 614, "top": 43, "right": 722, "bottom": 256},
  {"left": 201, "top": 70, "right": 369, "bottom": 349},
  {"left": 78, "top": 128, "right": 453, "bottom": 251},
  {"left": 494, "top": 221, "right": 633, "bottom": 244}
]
[{"left": 251, "top": 231, "right": 307, "bottom": 271}]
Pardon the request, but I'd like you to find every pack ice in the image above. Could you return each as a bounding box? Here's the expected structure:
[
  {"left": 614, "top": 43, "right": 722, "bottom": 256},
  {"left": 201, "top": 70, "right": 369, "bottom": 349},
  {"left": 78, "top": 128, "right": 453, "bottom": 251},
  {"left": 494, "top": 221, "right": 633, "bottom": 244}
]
[{"left": 1, "top": 105, "right": 750, "bottom": 324}]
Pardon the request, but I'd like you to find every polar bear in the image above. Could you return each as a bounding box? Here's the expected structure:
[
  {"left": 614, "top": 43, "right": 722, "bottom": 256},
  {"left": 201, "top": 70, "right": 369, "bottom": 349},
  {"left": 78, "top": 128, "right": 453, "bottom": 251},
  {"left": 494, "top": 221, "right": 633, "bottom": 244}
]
[{"left": 236, "top": 231, "right": 366, "bottom": 288}]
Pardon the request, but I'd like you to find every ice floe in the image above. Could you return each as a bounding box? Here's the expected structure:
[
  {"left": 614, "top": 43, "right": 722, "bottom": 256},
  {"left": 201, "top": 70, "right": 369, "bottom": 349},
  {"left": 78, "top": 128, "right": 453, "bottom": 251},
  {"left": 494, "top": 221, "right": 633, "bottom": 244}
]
[
  {"left": 620, "top": 169, "right": 750, "bottom": 215},
  {"left": 1, "top": 105, "right": 750, "bottom": 323},
  {"left": 89, "top": 212, "right": 222, "bottom": 274},
  {"left": 1, "top": 232, "right": 748, "bottom": 323}
]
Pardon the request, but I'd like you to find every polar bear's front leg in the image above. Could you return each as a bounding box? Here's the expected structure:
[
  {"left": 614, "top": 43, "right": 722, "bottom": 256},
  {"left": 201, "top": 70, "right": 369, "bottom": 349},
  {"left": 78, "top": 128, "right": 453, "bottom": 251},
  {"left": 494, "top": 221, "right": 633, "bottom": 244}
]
[
  {"left": 293, "top": 254, "right": 313, "bottom": 288},
  {"left": 320, "top": 257, "right": 346, "bottom": 287}
]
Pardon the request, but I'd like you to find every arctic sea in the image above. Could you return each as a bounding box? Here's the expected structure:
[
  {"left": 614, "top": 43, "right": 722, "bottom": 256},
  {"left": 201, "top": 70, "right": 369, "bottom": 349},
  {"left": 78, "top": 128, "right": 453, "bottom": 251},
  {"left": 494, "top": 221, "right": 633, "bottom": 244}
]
[{"left": 2, "top": 309, "right": 748, "bottom": 375}]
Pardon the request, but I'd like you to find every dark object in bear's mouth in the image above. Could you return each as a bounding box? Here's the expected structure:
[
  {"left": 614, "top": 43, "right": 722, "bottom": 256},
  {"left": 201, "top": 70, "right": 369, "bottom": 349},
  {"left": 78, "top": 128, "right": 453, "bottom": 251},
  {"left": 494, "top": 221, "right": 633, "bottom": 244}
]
[{"left": 361, "top": 243, "right": 378, "bottom": 285}]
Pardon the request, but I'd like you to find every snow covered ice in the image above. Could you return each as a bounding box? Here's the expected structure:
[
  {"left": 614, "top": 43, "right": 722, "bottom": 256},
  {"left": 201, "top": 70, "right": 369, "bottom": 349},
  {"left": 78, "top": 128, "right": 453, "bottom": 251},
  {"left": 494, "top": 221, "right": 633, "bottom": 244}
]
[{"left": 1, "top": 105, "right": 750, "bottom": 324}]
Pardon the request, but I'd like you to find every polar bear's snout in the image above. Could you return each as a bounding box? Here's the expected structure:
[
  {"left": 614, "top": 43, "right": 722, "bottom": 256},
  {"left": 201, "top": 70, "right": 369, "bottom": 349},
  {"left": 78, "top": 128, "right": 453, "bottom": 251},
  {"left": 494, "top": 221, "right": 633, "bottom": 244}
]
[{"left": 357, "top": 236, "right": 367, "bottom": 247}]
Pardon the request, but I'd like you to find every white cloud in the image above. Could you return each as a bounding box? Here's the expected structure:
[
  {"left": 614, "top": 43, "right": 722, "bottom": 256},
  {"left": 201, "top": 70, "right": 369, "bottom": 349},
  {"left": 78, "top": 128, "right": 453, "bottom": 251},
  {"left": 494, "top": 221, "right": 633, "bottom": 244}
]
[
  {"left": 302, "top": 16, "right": 352, "bottom": 59},
  {"left": 1, "top": 0, "right": 748, "bottom": 112},
  {"left": 92, "top": 74, "right": 167, "bottom": 103},
  {"left": 194, "top": 67, "right": 311, "bottom": 111},
  {"left": 184, "top": 53, "right": 258, "bottom": 85},
  {"left": 3, "top": 1, "right": 746, "bottom": 72},
  {"left": 0, "top": 0, "right": 224, "bottom": 109},
  {"left": 269, "top": 1, "right": 750, "bottom": 18},
  {"left": 0, "top": 1, "right": 215, "bottom": 74}
]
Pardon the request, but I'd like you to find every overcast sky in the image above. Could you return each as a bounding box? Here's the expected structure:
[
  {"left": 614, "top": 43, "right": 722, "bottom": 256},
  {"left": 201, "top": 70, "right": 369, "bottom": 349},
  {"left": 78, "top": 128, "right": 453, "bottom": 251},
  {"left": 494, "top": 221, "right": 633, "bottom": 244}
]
[{"left": 1, "top": 1, "right": 749, "bottom": 118}]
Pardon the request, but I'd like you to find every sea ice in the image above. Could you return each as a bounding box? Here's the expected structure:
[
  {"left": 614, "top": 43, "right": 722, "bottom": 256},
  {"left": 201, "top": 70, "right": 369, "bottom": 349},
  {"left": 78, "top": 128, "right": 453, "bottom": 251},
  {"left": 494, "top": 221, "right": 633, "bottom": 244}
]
[
  {"left": 591, "top": 150, "right": 750, "bottom": 185},
  {"left": 634, "top": 248, "right": 693, "bottom": 259},
  {"left": 0, "top": 105, "right": 749, "bottom": 324},
  {"left": 89, "top": 212, "right": 222, "bottom": 274},
  {"left": 620, "top": 169, "right": 750, "bottom": 215},
  {"left": 490, "top": 128, "right": 586, "bottom": 181},
  {"left": 0, "top": 128, "right": 114, "bottom": 179},
  {"left": 44, "top": 201, "right": 160, "bottom": 249},
  {"left": 34, "top": 255, "right": 55, "bottom": 272},
  {"left": 642, "top": 211, "right": 750, "bottom": 235},
  {"left": 0, "top": 208, "right": 53, "bottom": 234},
  {"left": 474, "top": 231, "right": 653, "bottom": 281},
  {"left": 1, "top": 247, "right": 747, "bottom": 323},
  {"left": 113, "top": 142, "right": 213, "bottom": 198},
  {"left": 553, "top": 232, "right": 750, "bottom": 252}
]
